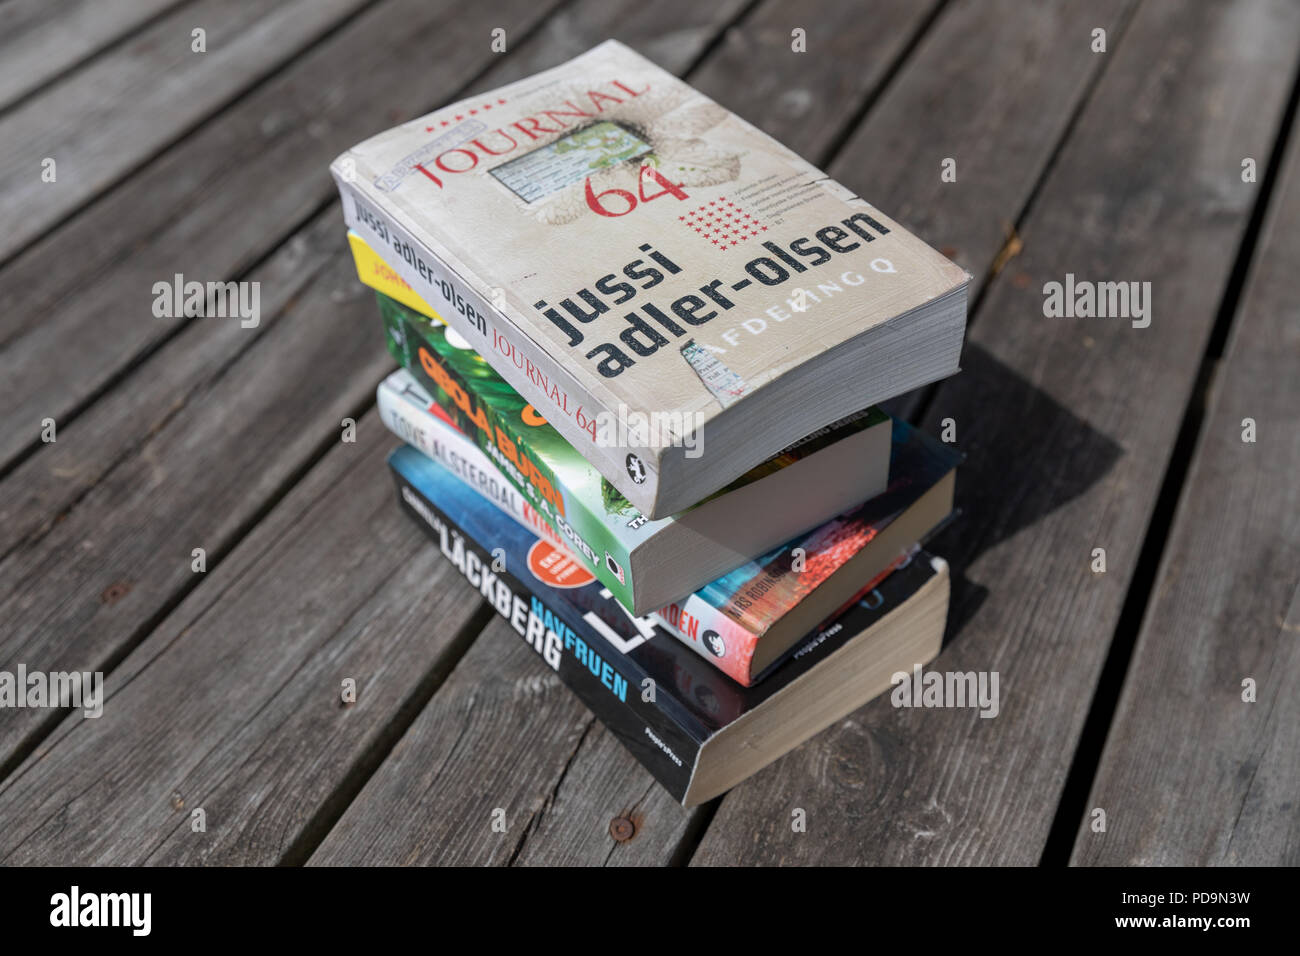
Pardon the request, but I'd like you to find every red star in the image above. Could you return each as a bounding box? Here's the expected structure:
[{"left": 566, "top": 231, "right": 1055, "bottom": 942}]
[
  {"left": 760, "top": 225, "right": 768, "bottom": 231},
  {"left": 497, "top": 98, "right": 506, "bottom": 104},
  {"left": 469, "top": 109, "right": 477, "bottom": 115},
  {"left": 711, "top": 238, "right": 718, "bottom": 244},
  {"left": 719, "top": 243, "right": 728, "bottom": 250},
  {"left": 454, "top": 114, "right": 463, "bottom": 121},
  {"left": 483, "top": 103, "right": 492, "bottom": 110}
]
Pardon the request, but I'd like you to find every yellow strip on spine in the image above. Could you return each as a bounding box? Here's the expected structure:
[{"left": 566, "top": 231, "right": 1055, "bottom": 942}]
[{"left": 347, "top": 230, "right": 443, "bottom": 323}]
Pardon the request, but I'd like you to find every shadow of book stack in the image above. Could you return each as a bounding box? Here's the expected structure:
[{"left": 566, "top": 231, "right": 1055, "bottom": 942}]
[{"left": 332, "top": 41, "right": 973, "bottom": 806}]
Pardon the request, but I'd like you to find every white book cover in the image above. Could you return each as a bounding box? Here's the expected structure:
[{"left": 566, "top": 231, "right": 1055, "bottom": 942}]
[{"left": 335, "top": 40, "right": 967, "bottom": 515}]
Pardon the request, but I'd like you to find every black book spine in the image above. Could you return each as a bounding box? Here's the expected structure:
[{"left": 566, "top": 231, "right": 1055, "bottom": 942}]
[{"left": 390, "top": 464, "right": 701, "bottom": 803}]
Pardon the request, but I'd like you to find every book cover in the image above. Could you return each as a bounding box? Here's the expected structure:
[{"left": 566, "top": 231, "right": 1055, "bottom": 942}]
[
  {"left": 349, "top": 228, "right": 443, "bottom": 320},
  {"left": 333, "top": 40, "right": 968, "bottom": 516},
  {"left": 389, "top": 441, "right": 945, "bottom": 805},
  {"left": 372, "top": 283, "right": 891, "bottom": 616},
  {"left": 376, "top": 369, "right": 565, "bottom": 550}
]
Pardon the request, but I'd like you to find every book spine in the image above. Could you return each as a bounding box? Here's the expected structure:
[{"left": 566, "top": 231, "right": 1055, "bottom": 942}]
[
  {"left": 348, "top": 231, "right": 444, "bottom": 321},
  {"left": 654, "top": 597, "right": 761, "bottom": 686},
  {"left": 380, "top": 301, "right": 642, "bottom": 614},
  {"left": 390, "top": 463, "right": 701, "bottom": 804},
  {"left": 376, "top": 377, "right": 566, "bottom": 551},
  {"left": 335, "top": 176, "right": 663, "bottom": 515},
  {"left": 655, "top": 550, "right": 916, "bottom": 686}
]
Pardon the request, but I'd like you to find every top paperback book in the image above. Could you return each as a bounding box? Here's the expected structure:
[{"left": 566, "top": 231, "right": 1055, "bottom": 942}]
[{"left": 333, "top": 40, "right": 969, "bottom": 517}]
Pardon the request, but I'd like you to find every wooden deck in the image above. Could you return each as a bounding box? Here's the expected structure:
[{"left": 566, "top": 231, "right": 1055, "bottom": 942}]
[{"left": 0, "top": 0, "right": 1296, "bottom": 866}]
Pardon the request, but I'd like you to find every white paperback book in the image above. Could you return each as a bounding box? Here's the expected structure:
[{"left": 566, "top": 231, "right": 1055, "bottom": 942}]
[{"left": 334, "top": 40, "right": 968, "bottom": 518}]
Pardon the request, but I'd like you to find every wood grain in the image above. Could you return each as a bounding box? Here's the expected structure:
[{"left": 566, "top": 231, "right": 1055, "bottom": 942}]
[
  {"left": 689, "top": 0, "right": 944, "bottom": 161},
  {"left": 691, "top": 0, "right": 1300, "bottom": 866},
  {"left": 0, "top": 213, "right": 391, "bottom": 767},
  {"left": 0, "top": 0, "right": 374, "bottom": 265},
  {"left": 309, "top": 619, "right": 699, "bottom": 866},
  {"left": 0, "top": 409, "right": 489, "bottom": 864},
  {"left": 1071, "top": 95, "right": 1300, "bottom": 866},
  {"left": 827, "top": 0, "right": 1133, "bottom": 300},
  {"left": 0, "top": 0, "right": 185, "bottom": 113},
  {"left": 0, "top": 0, "right": 563, "bottom": 473}
]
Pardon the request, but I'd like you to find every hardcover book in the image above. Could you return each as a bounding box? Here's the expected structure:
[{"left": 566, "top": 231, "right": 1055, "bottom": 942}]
[
  {"left": 334, "top": 39, "right": 969, "bottom": 518},
  {"left": 389, "top": 442, "right": 949, "bottom": 806},
  {"left": 368, "top": 268, "right": 893, "bottom": 616}
]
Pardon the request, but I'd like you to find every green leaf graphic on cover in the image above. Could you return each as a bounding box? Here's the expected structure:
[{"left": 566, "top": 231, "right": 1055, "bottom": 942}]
[
  {"left": 550, "top": 121, "right": 651, "bottom": 171},
  {"left": 601, "top": 478, "right": 633, "bottom": 517},
  {"left": 375, "top": 294, "right": 572, "bottom": 526}
]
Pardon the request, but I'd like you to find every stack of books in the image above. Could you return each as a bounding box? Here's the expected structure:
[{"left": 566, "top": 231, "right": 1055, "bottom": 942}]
[{"left": 331, "top": 41, "right": 968, "bottom": 806}]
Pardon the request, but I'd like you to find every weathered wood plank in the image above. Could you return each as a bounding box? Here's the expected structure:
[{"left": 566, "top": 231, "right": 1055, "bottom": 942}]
[
  {"left": 0, "top": 0, "right": 564, "bottom": 479},
  {"left": 0, "top": 0, "right": 375, "bottom": 265},
  {"left": 0, "top": 211, "right": 340, "bottom": 565},
  {"left": 0, "top": 408, "right": 491, "bottom": 865},
  {"left": 696, "top": 0, "right": 1135, "bottom": 422},
  {"left": 0, "top": 208, "right": 393, "bottom": 766},
  {"left": 508, "top": 722, "right": 700, "bottom": 866},
  {"left": 0, "top": 0, "right": 185, "bottom": 113},
  {"left": 0, "top": 0, "right": 564, "bottom": 482},
  {"left": 1071, "top": 100, "right": 1300, "bottom": 866},
  {"left": 454, "top": 0, "right": 752, "bottom": 90},
  {"left": 691, "top": 0, "right": 1300, "bottom": 866},
  {"left": 308, "top": 619, "right": 697, "bottom": 866},
  {"left": 827, "top": 0, "right": 1132, "bottom": 299},
  {"left": 688, "top": 0, "right": 944, "bottom": 162}
]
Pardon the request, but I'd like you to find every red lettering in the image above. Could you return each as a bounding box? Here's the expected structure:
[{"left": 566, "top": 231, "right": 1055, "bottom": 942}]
[
  {"left": 611, "top": 79, "right": 649, "bottom": 98},
  {"left": 541, "top": 100, "right": 594, "bottom": 125},
  {"left": 435, "top": 148, "right": 479, "bottom": 173},
  {"left": 586, "top": 90, "right": 623, "bottom": 112},
  {"left": 512, "top": 116, "right": 562, "bottom": 141},
  {"left": 413, "top": 163, "right": 442, "bottom": 188},
  {"left": 469, "top": 128, "right": 519, "bottom": 156}
]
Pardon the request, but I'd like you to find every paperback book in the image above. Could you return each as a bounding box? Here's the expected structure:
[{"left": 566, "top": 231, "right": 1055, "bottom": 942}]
[
  {"left": 334, "top": 40, "right": 969, "bottom": 518},
  {"left": 369, "top": 264, "right": 893, "bottom": 615},
  {"left": 379, "top": 366, "right": 957, "bottom": 684},
  {"left": 389, "top": 442, "right": 949, "bottom": 805},
  {"left": 656, "top": 417, "right": 960, "bottom": 684}
]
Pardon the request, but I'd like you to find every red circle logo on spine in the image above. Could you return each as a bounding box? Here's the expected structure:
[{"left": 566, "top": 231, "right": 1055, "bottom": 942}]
[{"left": 527, "top": 540, "right": 595, "bottom": 589}]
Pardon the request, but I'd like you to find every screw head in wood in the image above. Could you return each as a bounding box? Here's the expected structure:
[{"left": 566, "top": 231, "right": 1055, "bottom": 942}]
[{"left": 609, "top": 816, "right": 636, "bottom": 842}]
